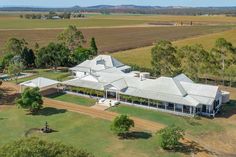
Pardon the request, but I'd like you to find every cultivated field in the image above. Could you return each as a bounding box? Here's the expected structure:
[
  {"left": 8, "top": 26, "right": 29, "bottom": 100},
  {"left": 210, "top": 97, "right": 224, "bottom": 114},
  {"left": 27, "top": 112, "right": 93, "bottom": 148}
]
[
  {"left": 112, "top": 28, "right": 236, "bottom": 68},
  {"left": 0, "top": 16, "right": 149, "bottom": 29},
  {"left": 94, "top": 14, "right": 236, "bottom": 25},
  {"left": 0, "top": 13, "right": 236, "bottom": 53},
  {"left": 0, "top": 25, "right": 234, "bottom": 53},
  {"left": 1, "top": 14, "right": 236, "bottom": 30}
]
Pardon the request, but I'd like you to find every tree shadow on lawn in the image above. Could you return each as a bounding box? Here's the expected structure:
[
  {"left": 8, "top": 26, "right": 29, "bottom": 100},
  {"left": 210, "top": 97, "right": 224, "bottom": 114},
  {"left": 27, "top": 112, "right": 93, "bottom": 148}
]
[
  {"left": 121, "top": 131, "right": 152, "bottom": 140},
  {"left": 215, "top": 100, "right": 236, "bottom": 119},
  {"left": 31, "top": 107, "right": 67, "bottom": 116},
  {"left": 0, "top": 117, "right": 7, "bottom": 121},
  {"left": 170, "top": 139, "right": 218, "bottom": 156}
]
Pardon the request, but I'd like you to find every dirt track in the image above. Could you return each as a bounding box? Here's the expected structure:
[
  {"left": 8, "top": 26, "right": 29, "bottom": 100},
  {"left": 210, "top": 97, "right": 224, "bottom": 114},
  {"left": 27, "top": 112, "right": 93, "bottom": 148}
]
[{"left": 43, "top": 98, "right": 165, "bottom": 132}]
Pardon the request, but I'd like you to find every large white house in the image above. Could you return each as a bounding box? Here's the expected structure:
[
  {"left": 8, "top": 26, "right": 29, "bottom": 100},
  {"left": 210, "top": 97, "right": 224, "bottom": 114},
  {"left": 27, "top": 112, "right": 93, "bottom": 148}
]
[{"left": 63, "top": 55, "right": 230, "bottom": 117}]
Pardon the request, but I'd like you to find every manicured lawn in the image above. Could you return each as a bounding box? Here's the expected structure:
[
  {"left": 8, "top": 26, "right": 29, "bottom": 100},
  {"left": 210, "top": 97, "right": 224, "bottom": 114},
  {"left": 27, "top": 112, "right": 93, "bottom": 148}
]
[
  {"left": 109, "top": 104, "right": 223, "bottom": 136},
  {"left": 47, "top": 93, "right": 96, "bottom": 107},
  {"left": 11, "top": 69, "right": 71, "bottom": 84},
  {"left": 0, "top": 106, "right": 183, "bottom": 157}
]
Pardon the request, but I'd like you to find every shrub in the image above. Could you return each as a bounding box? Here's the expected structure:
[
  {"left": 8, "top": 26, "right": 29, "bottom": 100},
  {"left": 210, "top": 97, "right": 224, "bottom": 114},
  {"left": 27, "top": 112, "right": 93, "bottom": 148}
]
[
  {"left": 111, "top": 114, "right": 134, "bottom": 139},
  {"left": 17, "top": 87, "right": 43, "bottom": 114},
  {"left": 158, "top": 125, "right": 185, "bottom": 150},
  {"left": 0, "top": 137, "right": 94, "bottom": 157}
]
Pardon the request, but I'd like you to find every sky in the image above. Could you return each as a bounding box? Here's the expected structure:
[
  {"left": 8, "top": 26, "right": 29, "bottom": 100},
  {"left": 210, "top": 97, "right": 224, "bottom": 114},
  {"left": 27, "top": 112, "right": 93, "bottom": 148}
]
[{"left": 0, "top": 0, "right": 236, "bottom": 8}]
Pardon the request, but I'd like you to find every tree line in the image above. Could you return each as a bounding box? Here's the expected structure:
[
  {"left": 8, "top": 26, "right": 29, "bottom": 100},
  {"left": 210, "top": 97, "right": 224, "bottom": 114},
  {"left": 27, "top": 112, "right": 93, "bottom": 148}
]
[
  {"left": 3, "top": 6, "right": 236, "bottom": 16},
  {"left": 20, "top": 11, "right": 85, "bottom": 19},
  {"left": 0, "top": 25, "right": 98, "bottom": 82},
  {"left": 151, "top": 39, "right": 236, "bottom": 86}
]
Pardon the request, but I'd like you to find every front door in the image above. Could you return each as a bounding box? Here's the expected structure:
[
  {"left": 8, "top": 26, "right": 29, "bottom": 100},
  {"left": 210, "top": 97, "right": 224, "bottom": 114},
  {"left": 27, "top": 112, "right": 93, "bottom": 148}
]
[
  {"left": 202, "top": 105, "right": 207, "bottom": 113},
  {"left": 106, "top": 91, "right": 117, "bottom": 100}
]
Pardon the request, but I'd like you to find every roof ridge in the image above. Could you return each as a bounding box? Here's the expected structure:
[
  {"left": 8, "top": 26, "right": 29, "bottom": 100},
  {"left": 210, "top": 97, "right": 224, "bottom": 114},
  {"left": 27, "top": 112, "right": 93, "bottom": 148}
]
[{"left": 172, "top": 78, "right": 187, "bottom": 96}]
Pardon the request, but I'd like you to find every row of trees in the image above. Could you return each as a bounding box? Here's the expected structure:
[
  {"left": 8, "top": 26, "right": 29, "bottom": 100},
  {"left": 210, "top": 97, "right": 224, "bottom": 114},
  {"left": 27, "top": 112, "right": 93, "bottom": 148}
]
[
  {"left": 20, "top": 11, "right": 72, "bottom": 19},
  {"left": 20, "top": 11, "right": 85, "bottom": 19},
  {"left": 0, "top": 25, "right": 98, "bottom": 81},
  {"left": 151, "top": 38, "right": 236, "bottom": 86}
]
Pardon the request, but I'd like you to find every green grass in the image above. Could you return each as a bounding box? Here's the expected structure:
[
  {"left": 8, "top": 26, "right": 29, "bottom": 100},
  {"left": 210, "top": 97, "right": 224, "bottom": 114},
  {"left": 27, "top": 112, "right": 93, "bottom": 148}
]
[
  {"left": 47, "top": 93, "right": 96, "bottom": 107},
  {"left": 11, "top": 69, "right": 71, "bottom": 84},
  {"left": 109, "top": 105, "right": 223, "bottom": 136},
  {"left": 112, "top": 28, "right": 236, "bottom": 68},
  {"left": 0, "top": 106, "right": 183, "bottom": 157}
]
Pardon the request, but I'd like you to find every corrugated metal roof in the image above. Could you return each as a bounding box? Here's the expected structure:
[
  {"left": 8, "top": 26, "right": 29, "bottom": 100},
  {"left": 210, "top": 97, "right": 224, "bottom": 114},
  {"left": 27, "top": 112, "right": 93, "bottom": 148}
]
[
  {"left": 20, "top": 77, "right": 59, "bottom": 88},
  {"left": 65, "top": 55, "right": 223, "bottom": 107},
  {"left": 122, "top": 87, "right": 199, "bottom": 107},
  {"left": 63, "top": 78, "right": 104, "bottom": 90},
  {"left": 69, "top": 55, "right": 125, "bottom": 72},
  {"left": 180, "top": 81, "right": 219, "bottom": 98},
  {"left": 174, "top": 74, "right": 194, "bottom": 83}
]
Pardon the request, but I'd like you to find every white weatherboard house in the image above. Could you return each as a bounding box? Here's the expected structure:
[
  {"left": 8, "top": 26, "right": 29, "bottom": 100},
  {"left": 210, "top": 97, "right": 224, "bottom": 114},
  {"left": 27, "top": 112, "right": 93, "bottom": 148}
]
[{"left": 63, "top": 55, "right": 230, "bottom": 117}]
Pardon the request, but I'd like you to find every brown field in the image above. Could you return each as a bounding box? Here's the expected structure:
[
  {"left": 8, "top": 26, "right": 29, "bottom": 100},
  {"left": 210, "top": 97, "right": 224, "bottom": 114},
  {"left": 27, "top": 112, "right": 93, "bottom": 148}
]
[
  {"left": 113, "top": 28, "right": 236, "bottom": 68},
  {"left": 0, "top": 25, "right": 233, "bottom": 53},
  {"left": 95, "top": 14, "right": 236, "bottom": 25}
]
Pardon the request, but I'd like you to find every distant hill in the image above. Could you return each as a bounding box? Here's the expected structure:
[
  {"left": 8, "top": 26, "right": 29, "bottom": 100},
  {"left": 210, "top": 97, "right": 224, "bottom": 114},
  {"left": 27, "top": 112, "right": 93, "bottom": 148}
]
[{"left": 0, "top": 5, "right": 236, "bottom": 15}]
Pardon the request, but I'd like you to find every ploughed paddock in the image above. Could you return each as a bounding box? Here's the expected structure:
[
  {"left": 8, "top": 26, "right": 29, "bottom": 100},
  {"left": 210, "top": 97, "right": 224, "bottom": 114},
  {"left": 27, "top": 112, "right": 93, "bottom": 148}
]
[{"left": 20, "top": 55, "right": 230, "bottom": 117}]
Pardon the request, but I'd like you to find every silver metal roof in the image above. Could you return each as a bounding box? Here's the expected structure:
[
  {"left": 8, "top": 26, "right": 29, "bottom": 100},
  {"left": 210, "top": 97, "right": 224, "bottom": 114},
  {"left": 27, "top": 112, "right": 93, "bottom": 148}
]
[
  {"left": 20, "top": 77, "right": 59, "bottom": 89},
  {"left": 64, "top": 55, "right": 222, "bottom": 107}
]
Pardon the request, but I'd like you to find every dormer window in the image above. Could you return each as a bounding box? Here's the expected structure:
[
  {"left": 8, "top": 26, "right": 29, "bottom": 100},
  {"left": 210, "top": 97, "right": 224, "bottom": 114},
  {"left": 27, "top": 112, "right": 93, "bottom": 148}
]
[{"left": 96, "top": 59, "right": 105, "bottom": 65}]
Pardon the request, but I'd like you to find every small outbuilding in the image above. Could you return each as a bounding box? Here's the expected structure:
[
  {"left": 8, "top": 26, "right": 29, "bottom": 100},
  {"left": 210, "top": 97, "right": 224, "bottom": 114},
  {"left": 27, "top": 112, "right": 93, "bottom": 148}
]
[{"left": 19, "top": 77, "right": 60, "bottom": 95}]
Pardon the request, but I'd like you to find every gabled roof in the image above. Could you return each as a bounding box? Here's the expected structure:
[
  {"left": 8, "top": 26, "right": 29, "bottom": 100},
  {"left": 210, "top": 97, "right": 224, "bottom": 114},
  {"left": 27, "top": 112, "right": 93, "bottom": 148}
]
[
  {"left": 174, "top": 74, "right": 193, "bottom": 83},
  {"left": 122, "top": 87, "right": 199, "bottom": 107},
  {"left": 125, "top": 76, "right": 187, "bottom": 97},
  {"left": 20, "top": 77, "right": 59, "bottom": 88},
  {"left": 105, "top": 78, "right": 128, "bottom": 91},
  {"left": 180, "top": 81, "right": 219, "bottom": 98},
  {"left": 65, "top": 55, "right": 223, "bottom": 107},
  {"left": 69, "top": 55, "right": 125, "bottom": 72},
  {"left": 63, "top": 78, "right": 104, "bottom": 90}
]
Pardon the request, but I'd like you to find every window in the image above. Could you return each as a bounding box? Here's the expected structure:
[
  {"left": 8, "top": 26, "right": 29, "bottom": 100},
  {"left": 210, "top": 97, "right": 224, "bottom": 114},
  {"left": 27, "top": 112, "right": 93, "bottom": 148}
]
[
  {"left": 175, "top": 104, "right": 183, "bottom": 112},
  {"left": 158, "top": 103, "right": 165, "bottom": 109},
  {"left": 213, "top": 100, "right": 219, "bottom": 111},
  {"left": 183, "top": 105, "right": 190, "bottom": 114},
  {"left": 202, "top": 105, "right": 207, "bottom": 113},
  {"left": 167, "top": 103, "right": 174, "bottom": 111}
]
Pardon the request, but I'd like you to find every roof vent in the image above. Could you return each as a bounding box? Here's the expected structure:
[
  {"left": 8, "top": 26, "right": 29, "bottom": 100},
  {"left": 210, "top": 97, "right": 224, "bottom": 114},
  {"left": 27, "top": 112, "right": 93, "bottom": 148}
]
[{"left": 140, "top": 72, "right": 150, "bottom": 81}]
